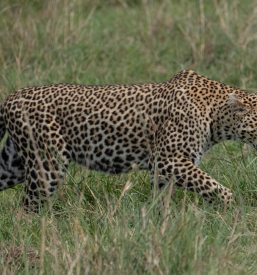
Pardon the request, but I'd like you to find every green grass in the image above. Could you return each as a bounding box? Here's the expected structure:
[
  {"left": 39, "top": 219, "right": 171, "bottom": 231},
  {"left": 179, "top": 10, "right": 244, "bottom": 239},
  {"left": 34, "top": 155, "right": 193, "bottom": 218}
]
[{"left": 1, "top": 0, "right": 257, "bottom": 274}]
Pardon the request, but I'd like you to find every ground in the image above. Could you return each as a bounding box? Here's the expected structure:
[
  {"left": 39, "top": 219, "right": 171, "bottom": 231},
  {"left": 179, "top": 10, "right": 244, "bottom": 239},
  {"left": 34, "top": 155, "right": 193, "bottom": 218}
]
[{"left": 1, "top": 0, "right": 257, "bottom": 274}]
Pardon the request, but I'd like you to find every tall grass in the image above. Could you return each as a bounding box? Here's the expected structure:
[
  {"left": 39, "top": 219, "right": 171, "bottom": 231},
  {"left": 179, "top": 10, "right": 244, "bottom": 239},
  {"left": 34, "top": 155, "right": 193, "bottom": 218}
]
[{"left": 1, "top": 0, "right": 257, "bottom": 274}]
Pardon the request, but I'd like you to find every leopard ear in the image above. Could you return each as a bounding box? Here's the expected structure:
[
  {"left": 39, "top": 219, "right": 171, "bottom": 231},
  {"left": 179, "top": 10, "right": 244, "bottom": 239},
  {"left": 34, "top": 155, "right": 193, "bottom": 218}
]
[{"left": 228, "top": 93, "right": 250, "bottom": 116}]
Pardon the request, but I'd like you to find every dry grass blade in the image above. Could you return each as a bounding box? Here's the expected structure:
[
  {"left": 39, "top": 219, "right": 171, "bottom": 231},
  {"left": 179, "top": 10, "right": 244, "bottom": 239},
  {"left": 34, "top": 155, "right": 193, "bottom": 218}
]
[
  {"left": 118, "top": 180, "right": 133, "bottom": 207},
  {"left": 161, "top": 181, "right": 174, "bottom": 235}
]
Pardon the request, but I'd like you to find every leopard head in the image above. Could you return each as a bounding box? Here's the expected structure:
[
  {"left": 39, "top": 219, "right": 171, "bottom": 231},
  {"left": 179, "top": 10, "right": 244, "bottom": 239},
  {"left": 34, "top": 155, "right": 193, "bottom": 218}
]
[{"left": 229, "top": 93, "right": 257, "bottom": 149}]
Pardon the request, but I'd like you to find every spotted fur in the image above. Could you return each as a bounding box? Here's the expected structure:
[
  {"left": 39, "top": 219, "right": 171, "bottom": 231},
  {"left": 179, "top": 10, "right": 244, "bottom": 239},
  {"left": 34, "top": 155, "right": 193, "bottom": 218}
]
[{"left": 0, "top": 70, "right": 256, "bottom": 210}]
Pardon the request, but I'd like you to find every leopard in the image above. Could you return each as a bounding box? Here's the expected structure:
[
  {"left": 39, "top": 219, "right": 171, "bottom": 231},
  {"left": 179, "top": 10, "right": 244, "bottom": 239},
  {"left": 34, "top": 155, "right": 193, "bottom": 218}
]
[{"left": 0, "top": 69, "right": 257, "bottom": 211}]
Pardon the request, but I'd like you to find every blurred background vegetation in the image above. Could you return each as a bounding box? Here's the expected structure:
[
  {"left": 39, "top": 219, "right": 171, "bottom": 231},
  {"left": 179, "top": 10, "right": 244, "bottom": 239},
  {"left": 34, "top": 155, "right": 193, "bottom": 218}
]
[
  {"left": 1, "top": 0, "right": 257, "bottom": 274},
  {"left": 1, "top": 0, "right": 257, "bottom": 93}
]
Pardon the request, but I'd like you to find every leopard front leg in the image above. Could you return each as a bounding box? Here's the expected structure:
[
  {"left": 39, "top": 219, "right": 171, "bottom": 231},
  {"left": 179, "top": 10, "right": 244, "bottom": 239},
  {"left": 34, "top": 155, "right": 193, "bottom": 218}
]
[{"left": 149, "top": 156, "right": 233, "bottom": 205}]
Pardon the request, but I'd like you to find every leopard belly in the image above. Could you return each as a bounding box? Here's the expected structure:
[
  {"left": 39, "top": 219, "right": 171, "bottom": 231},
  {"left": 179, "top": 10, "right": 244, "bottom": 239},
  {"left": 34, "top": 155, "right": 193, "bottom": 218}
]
[{"left": 72, "top": 143, "right": 149, "bottom": 174}]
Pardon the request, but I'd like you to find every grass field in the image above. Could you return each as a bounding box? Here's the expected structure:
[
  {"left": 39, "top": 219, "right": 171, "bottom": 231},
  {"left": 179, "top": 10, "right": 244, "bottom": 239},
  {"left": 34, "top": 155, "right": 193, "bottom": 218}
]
[{"left": 1, "top": 0, "right": 257, "bottom": 274}]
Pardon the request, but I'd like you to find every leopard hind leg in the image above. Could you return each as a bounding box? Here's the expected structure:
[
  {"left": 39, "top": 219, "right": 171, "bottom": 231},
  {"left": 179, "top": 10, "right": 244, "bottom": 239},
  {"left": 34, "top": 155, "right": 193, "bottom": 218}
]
[{"left": 0, "top": 136, "right": 25, "bottom": 191}]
